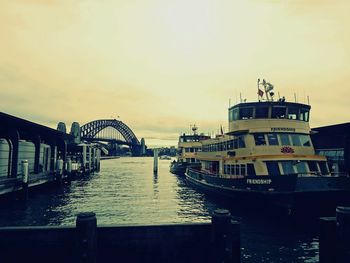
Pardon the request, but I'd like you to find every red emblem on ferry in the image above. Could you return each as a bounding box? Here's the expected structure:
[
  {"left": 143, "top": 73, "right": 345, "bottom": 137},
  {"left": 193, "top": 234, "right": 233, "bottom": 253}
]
[{"left": 281, "top": 146, "right": 294, "bottom": 154}]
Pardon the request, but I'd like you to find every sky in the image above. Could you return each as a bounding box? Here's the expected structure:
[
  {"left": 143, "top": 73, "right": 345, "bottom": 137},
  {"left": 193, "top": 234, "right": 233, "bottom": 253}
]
[{"left": 1, "top": 0, "right": 349, "bottom": 147}]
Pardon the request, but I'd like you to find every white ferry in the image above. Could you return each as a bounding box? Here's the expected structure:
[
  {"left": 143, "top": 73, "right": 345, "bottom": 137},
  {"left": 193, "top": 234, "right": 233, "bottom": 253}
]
[
  {"left": 186, "top": 80, "right": 350, "bottom": 215},
  {"left": 170, "top": 126, "right": 210, "bottom": 176}
]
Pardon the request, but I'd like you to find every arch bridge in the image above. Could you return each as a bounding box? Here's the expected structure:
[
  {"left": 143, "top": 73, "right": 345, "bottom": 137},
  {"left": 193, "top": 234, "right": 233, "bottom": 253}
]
[{"left": 80, "top": 119, "right": 141, "bottom": 156}]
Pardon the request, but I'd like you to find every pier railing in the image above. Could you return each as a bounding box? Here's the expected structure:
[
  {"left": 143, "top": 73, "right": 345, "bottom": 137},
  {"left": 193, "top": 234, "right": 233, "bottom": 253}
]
[{"left": 0, "top": 209, "right": 240, "bottom": 263}]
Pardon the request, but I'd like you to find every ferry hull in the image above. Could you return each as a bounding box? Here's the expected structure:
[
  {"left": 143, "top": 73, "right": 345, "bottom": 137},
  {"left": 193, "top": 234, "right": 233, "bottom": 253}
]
[
  {"left": 186, "top": 169, "right": 350, "bottom": 216},
  {"left": 170, "top": 163, "right": 201, "bottom": 176}
]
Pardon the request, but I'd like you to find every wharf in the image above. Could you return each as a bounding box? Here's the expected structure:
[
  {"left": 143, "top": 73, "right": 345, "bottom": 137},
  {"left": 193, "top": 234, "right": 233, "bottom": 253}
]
[
  {"left": 0, "top": 112, "right": 101, "bottom": 199},
  {"left": 0, "top": 209, "right": 240, "bottom": 263}
]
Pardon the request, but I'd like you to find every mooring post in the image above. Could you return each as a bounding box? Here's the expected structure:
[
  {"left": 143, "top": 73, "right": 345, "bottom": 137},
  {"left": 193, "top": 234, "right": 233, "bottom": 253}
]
[
  {"left": 82, "top": 145, "right": 87, "bottom": 174},
  {"left": 21, "top": 160, "right": 29, "bottom": 201},
  {"left": 319, "top": 217, "right": 336, "bottom": 263},
  {"left": 211, "top": 209, "right": 240, "bottom": 263},
  {"left": 66, "top": 157, "right": 72, "bottom": 183},
  {"left": 88, "top": 146, "right": 92, "bottom": 174},
  {"left": 56, "top": 158, "right": 63, "bottom": 183},
  {"left": 153, "top": 148, "right": 158, "bottom": 174},
  {"left": 336, "top": 206, "right": 350, "bottom": 262},
  {"left": 96, "top": 149, "right": 100, "bottom": 172},
  {"left": 76, "top": 212, "right": 97, "bottom": 263}
]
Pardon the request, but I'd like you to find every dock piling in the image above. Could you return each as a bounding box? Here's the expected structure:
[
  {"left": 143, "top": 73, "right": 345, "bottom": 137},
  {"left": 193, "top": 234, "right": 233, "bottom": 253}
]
[
  {"left": 21, "top": 160, "right": 29, "bottom": 201},
  {"left": 56, "top": 158, "right": 63, "bottom": 183},
  {"left": 211, "top": 209, "right": 240, "bottom": 263},
  {"left": 66, "top": 157, "right": 72, "bottom": 183},
  {"left": 336, "top": 206, "right": 350, "bottom": 262},
  {"left": 153, "top": 149, "right": 158, "bottom": 174},
  {"left": 319, "top": 217, "right": 336, "bottom": 263},
  {"left": 76, "top": 212, "right": 97, "bottom": 263}
]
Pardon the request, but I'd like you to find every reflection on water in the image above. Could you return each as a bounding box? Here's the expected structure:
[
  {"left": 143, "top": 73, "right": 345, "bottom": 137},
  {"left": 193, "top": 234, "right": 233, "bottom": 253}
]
[{"left": 0, "top": 157, "right": 318, "bottom": 262}]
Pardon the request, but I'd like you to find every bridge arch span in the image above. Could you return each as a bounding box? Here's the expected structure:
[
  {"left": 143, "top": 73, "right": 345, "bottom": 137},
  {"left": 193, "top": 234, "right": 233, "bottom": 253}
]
[{"left": 80, "top": 119, "right": 141, "bottom": 155}]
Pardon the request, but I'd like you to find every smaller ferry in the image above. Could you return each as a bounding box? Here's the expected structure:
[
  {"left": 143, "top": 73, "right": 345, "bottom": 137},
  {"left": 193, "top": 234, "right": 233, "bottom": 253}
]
[
  {"left": 159, "top": 155, "right": 172, "bottom": 160},
  {"left": 186, "top": 79, "right": 350, "bottom": 215},
  {"left": 170, "top": 125, "right": 210, "bottom": 176}
]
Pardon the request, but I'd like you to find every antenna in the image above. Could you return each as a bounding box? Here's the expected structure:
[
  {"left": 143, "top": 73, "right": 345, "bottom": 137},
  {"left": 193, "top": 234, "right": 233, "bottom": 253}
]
[
  {"left": 307, "top": 95, "right": 310, "bottom": 105},
  {"left": 229, "top": 98, "right": 231, "bottom": 107},
  {"left": 294, "top": 93, "right": 297, "bottom": 103},
  {"left": 240, "top": 93, "right": 242, "bottom": 103}
]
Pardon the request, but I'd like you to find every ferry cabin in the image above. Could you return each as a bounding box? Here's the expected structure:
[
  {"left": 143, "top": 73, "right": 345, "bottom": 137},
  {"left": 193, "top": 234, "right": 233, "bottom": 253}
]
[
  {"left": 195, "top": 101, "right": 329, "bottom": 177},
  {"left": 177, "top": 133, "right": 210, "bottom": 164}
]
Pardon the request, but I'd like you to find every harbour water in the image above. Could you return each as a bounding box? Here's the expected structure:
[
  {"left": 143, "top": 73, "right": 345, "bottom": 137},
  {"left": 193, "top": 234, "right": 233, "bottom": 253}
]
[{"left": 0, "top": 157, "right": 318, "bottom": 262}]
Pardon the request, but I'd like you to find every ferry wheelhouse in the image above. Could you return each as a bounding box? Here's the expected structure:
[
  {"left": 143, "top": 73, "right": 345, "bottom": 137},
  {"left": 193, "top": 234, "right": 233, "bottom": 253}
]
[
  {"left": 170, "top": 126, "right": 210, "bottom": 176},
  {"left": 186, "top": 81, "right": 350, "bottom": 214}
]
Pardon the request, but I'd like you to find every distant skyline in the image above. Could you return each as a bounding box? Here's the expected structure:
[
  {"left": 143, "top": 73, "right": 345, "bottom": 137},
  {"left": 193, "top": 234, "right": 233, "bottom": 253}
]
[{"left": 1, "top": 0, "right": 349, "bottom": 146}]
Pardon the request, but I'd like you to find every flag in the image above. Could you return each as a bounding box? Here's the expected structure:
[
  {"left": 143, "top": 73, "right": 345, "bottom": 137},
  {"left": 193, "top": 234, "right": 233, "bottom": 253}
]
[{"left": 258, "top": 89, "right": 264, "bottom": 97}]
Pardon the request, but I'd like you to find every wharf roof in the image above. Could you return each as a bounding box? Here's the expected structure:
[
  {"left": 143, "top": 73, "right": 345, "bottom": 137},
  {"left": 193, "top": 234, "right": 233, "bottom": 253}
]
[
  {"left": 0, "top": 112, "right": 72, "bottom": 141},
  {"left": 311, "top": 122, "right": 350, "bottom": 149}
]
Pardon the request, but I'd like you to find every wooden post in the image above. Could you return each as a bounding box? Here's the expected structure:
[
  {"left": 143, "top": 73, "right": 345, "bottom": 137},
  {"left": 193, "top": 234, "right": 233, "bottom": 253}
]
[
  {"left": 336, "top": 206, "right": 350, "bottom": 262},
  {"left": 21, "top": 160, "right": 29, "bottom": 201},
  {"left": 153, "top": 149, "right": 158, "bottom": 174},
  {"left": 66, "top": 157, "right": 72, "bottom": 183},
  {"left": 76, "top": 212, "right": 97, "bottom": 263},
  {"left": 88, "top": 146, "right": 92, "bottom": 174},
  {"left": 211, "top": 209, "right": 240, "bottom": 263},
  {"left": 33, "top": 135, "right": 41, "bottom": 174},
  {"left": 96, "top": 149, "right": 100, "bottom": 172},
  {"left": 319, "top": 217, "right": 336, "bottom": 263},
  {"left": 56, "top": 158, "right": 63, "bottom": 183},
  {"left": 82, "top": 145, "right": 87, "bottom": 173}
]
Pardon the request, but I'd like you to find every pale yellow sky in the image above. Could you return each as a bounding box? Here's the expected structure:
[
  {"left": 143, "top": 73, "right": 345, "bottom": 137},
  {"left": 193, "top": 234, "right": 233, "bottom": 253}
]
[{"left": 0, "top": 0, "right": 349, "bottom": 146}]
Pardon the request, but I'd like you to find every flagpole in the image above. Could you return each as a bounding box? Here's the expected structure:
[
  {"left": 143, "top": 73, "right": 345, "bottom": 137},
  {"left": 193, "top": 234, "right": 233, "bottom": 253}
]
[{"left": 257, "top": 79, "right": 260, "bottom": 101}]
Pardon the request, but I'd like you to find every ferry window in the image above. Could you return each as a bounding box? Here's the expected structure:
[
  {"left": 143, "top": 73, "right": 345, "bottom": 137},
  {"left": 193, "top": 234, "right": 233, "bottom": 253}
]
[
  {"left": 287, "top": 107, "right": 299, "bottom": 120},
  {"left": 233, "top": 139, "right": 238, "bottom": 149},
  {"left": 279, "top": 134, "right": 291, "bottom": 145},
  {"left": 266, "top": 161, "right": 281, "bottom": 176},
  {"left": 267, "top": 134, "right": 279, "bottom": 146},
  {"left": 300, "top": 135, "right": 311, "bottom": 147},
  {"left": 240, "top": 164, "right": 246, "bottom": 176},
  {"left": 238, "top": 136, "right": 246, "bottom": 148},
  {"left": 319, "top": 162, "right": 329, "bottom": 175},
  {"left": 191, "top": 158, "right": 196, "bottom": 163},
  {"left": 300, "top": 108, "right": 310, "bottom": 122},
  {"left": 229, "top": 164, "right": 235, "bottom": 174},
  {"left": 271, "top": 106, "right": 286, "bottom": 119},
  {"left": 294, "top": 161, "right": 307, "bottom": 174},
  {"left": 254, "top": 133, "right": 267, "bottom": 146},
  {"left": 233, "top": 108, "right": 239, "bottom": 121},
  {"left": 239, "top": 107, "right": 253, "bottom": 120},
  {"left": 235, "top": 165, "right": 240, "bottom": 175},
  {"left": 229, "top": 109, "right": 234, "bottom": 122},
  {"left": 247, "top": 163, "right": 256, "bottom": 176},
  {"left": 281, "top": 161, "right": 295, "bottom": 175},
  {"left": 224, "top": 165, "right": 227, "bottom": 174},
  {"left": 227, "top": 140, "right": 233, "bottom": 150},
  {"left": 308, "top": 161, "right": 319, "bottom": 173},
  {"left": 291, "top": 134, "right": 301, "bottom": 146},
  {"left": 255, "top": 106, "right": 269, "bottom": 119}
]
